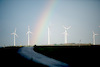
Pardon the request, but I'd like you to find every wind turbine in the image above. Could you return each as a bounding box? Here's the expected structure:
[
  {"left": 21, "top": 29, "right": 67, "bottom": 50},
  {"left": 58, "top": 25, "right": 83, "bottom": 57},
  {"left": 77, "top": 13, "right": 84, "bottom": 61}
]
[
  {"left": 92, "top": 31, "right": 98, "bottom": 45},
  {"left": 48, "top": 27, "right": 50, "bottom": 45},
  {"left": 26, "top": 26, "right": 32, "bottom": 46},
  {"left": 11, "top": 28, "right": 18, "bottom": 46},
  {"left": 63, "top": 25, "right": 71, "bottom": 44}
]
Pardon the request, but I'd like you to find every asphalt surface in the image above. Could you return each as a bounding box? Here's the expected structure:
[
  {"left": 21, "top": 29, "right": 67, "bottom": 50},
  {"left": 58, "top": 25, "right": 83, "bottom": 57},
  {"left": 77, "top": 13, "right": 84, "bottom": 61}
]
[{"left": 18, "top": 47, "right": 69, "bottom": 67}]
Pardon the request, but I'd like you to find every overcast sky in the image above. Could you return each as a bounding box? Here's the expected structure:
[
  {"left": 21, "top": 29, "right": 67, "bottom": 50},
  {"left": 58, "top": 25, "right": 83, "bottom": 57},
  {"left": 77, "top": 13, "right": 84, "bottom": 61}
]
[{"left": 0, "top": 0, "right": 100, "bottom": 46}]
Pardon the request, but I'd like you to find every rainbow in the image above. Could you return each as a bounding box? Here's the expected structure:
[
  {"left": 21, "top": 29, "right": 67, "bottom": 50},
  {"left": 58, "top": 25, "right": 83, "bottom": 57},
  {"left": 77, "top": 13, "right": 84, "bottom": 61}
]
[{"left": 31, "top": 0, "right": 57, "bottom": 45}]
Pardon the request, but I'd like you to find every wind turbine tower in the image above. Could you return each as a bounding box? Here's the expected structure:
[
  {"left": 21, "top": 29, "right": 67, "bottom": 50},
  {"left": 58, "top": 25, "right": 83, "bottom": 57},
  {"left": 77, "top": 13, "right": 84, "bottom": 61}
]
[
  {"left": 63, "top": 26, "right": 71, "bottom": 44},
  {"left": 26, "top": 26, "right": 32, "bottom": 46},
  {"left": 11, "top": 28, "right": 18, "bottom": 46},
  {"left": 93, "top": 31, "right": 98, "bottom": 45},
  {"left": 48, "top": 27, "right": 50, "bottom": 45}
]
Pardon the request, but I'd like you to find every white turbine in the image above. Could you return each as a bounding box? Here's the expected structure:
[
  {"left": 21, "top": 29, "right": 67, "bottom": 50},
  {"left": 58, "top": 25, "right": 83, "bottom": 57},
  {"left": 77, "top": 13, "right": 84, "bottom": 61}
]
[
  {"left": 63, "top": 25, "right": 71, "bottom": 44},
  {"left": 92, "top": 31, "right": 98, "bottom": 45},
  {"left": 26, "top": 26, "right": 32, "bottom": 46},
  {"left": 11, "top": 28, "right": 18, "bottom": 46},
  {"left": 48, "top": 27, "right": 50, "bottom": 45}
]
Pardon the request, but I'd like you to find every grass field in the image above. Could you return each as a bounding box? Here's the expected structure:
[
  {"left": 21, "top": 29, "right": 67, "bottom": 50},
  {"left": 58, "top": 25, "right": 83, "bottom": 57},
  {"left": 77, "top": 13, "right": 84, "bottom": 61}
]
[
  {"left": 0, "top": 46, "right": 47, "bottom": 67},
  {"left": 0, "top": 44, "right": 100, "bottom": 67},
  {"left": 34, "top": 45, "right": 100, "bottom": 67}
]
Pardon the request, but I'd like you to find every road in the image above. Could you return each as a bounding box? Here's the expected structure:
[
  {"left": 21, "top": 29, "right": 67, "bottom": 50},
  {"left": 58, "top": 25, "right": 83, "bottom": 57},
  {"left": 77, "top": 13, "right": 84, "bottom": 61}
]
[{"left": 18, "top": 47, "right": 69, "bottom": 67}]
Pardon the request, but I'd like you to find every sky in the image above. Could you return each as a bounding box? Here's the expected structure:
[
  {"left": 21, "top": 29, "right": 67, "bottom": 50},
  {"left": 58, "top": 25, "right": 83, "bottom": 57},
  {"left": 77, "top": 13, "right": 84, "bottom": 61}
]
[{"left": 0, "top": 0, "right": 100, "bottom": 46}]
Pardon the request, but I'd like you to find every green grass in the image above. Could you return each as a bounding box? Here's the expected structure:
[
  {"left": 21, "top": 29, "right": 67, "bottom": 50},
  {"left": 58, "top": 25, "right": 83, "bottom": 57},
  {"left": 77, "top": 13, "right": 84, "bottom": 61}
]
[
  {"left": 34, "top": 45, "right": 100, "bottom": 67},
  {"left": 0, "top": 46, "right": 47, "bottom": 67}
]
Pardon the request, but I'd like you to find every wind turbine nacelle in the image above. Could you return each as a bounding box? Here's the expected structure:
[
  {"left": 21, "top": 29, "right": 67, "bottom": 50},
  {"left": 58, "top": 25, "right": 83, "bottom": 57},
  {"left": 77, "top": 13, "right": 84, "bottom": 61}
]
[{"left": 26, "top": 31, "right": 32, "bottom": 34}]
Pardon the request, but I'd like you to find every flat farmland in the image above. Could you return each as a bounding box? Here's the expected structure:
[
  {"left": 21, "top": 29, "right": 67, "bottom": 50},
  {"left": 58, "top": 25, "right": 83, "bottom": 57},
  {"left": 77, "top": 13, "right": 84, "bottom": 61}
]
[
  {"left": 0, "top": 46, "right": 47, "bottom": 67},
  {"left": 34, "top": 45, "right": 100, "bottom": 67}
]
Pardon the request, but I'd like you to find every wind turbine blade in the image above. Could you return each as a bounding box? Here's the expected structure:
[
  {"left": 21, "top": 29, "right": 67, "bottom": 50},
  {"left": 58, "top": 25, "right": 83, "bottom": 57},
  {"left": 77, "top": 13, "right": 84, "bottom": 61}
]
[
  {"left": 30, "top": 31, "right": 32, "bottom": 34},
  {"left": 95, "top": 34, "right": 99, "bottom": 35},
  {"left": 15, "top": 33, "right": 18, "bottom": 37},
  {"left": 26, "top": 26, "right": 32, "bottom": 34},
  {"left": 63, "top": 25, "right": 71, "bottom": 30},
  {"left": 92, "top": 31, "right": 98, "bottom": 35},
  {"left": 26, "top": 32, "right": 28, "bottom": 35},
  {"left": 63, "top": 25, "right": 67, "bottom": 29},
  {"left": 16, "top": 34, "right": 18, "bottom": 37},
  {"left": 67, "top": 26, "right": 71, "bottom": 30},
  {"left": 92, "top": 31, "right": 95, "bottom": 35}
]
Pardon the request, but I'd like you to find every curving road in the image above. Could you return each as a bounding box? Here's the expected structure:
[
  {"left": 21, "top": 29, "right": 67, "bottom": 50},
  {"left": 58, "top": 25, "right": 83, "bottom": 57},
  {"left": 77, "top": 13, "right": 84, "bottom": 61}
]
[{"left": 18, "top": 47, "right": 69, "bottom": 67}]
